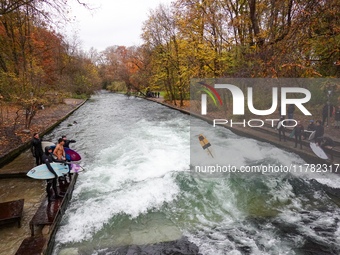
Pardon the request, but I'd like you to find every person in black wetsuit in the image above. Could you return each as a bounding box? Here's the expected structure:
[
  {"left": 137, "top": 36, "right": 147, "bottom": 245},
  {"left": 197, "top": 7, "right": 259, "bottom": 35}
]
[
  {"left": 316, "top": 136, "right": 335, "bottom": 161},
  {"left": 31, "top": 133, "right": 43, "bottom": 166},
  {"left": 294, "top": 121, "right": 304, "bottom": 149},
  {"left": 276, "top": 116, "right": 286, "bottom": 142},
  {"left": 307, "top": 120, "right": 316, "bottom": 131},
  {"left": 42, "top": 146, "right": 65, "bottom": 202},
  {"left": 304, "top": 120, "right": 315, "bottom": 140},
  {"left": 314, "top": 120, "right": 324, "bottom": 143},
  {"left": 62, "top": 135, "right": 76, "bottom": 149}
]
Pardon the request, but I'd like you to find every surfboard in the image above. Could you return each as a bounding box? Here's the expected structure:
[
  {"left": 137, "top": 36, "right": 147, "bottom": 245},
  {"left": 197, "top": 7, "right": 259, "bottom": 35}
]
[
  {"left": 69, "top": 163, "right": 85, "bottom": 173},
  {"left": 50, "top": 146, "right": 81, "bottom": 161},
  {"left": 27, "top": 163, "right": 69, "bottom": 179},
  {"left": 289, "top": 128, "right": 295, "bottom": 138},
  {"left": 276, "top": 121, "right": 282, "bottom": 130},
  {"left": 198, "top": 134, "right": 215, "bottom": 158},
  {"left": 308, "top": 131, "right": 316, "bottom": 141},
  {"left": 310, "top": 142, "right": 328, "bottom": 159},
  {"left": 41, "top": 141, "right": 55, "bottom": 151},
  {"left": 64, "top": 148, "right": 81, "bottom": 161}
]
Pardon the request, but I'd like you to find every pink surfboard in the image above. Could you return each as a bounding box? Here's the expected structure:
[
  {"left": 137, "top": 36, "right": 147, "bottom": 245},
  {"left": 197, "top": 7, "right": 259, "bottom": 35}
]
[{"left": 64, "top": 148, "right": 81, "bottom": 161}]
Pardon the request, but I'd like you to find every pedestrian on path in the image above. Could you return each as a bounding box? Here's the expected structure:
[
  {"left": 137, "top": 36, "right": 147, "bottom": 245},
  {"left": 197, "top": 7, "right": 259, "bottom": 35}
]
[
  {"left": 322, "top": 101, "right": 333, "bottom": 127},
  {"left": 335, "top": 106, "right": 340, "bottom": 129},
  {"left": 276, "top": 116, "right": 286, "bottom": 142},
  {"left": 293, "top": 121, "right": 304, "bottom": 149}
]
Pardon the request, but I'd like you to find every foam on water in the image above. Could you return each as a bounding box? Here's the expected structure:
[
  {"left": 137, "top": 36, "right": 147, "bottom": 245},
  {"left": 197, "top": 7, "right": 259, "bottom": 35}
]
[
  {"left": 50, "top": 92, "right": 340, "bottom": 254},
  {"left": 54, "top": 101, "right": 190, "bottom": 245}
]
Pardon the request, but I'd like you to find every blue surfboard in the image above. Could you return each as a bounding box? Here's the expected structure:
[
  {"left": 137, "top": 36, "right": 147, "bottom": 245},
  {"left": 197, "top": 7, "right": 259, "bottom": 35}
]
[
  {"left": 27, "top": 163, "right": 69, "bottom": 179},
  {"left": 27, "top": 163, "right": 84, "bottom": 179}
]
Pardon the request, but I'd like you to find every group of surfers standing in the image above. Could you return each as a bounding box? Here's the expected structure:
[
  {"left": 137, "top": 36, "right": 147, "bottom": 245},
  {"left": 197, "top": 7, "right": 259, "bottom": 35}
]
[
  {"left": 30, "top": 133, "right": 76, "bottom": 201},
  {"left": 276, "top": 117, "right": 335, "bottom": 161}
]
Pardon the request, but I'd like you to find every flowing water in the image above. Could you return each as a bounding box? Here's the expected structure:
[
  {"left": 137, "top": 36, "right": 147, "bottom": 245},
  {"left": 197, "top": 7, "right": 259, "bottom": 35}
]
[{"left": 46, "top": 91, "right": 340, "bottom": 255}]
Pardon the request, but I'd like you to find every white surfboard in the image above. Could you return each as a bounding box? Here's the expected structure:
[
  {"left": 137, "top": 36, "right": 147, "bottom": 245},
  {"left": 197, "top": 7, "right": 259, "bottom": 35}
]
[
  {"left": 310, "top": 142, "right": 328, "bottom": 159},
  {"left": 27, "top": 163, "right": 84, "bottom": 179},
  {"left": 308, "top": 131, "right": 316, "bottom": 141},
  {"left": 27, "top": 163, "right": 69, "bottom": 179},
  {"left": 276, "top": 121, "right": 282, "bottom": 130},
  {"left": 41, "top": 141, "right": 55, "bottom": 150}
]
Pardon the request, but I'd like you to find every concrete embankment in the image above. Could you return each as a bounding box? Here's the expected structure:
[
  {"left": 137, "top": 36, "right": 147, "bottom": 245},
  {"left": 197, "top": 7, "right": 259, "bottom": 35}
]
[
  {"left": 0, "top": 99, "right": 87, "bottom": 175},
  {"left": 0, "top": 99, "right": 86, "bottom": 255}
]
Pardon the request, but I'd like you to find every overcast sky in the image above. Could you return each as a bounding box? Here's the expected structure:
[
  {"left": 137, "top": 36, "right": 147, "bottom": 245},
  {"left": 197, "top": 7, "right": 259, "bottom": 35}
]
[{"left": 68, "top": 0, "right": 172, "bottom": 52}]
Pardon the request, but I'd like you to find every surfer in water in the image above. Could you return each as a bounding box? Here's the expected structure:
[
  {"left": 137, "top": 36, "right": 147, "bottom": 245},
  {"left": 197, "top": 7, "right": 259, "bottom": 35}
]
[
  {"left": 54, "top": 138, "right": 66, "bottom": 160},
  {"left": 316, "top": 136, "right": 335, "bottom": 161},
  {"left": 42, "top": 146, "right": 65, "bottom": 201},
  {"left": 31, "top": 133, "right": 43, "bottom": 166},
  {"left": 62, "top": 135, "right": 76, "bottom": 149}
]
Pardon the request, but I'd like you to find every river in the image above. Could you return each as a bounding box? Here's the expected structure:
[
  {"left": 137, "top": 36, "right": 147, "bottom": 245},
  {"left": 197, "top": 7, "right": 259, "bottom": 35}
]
[{"left": 45, "top": 91, "right": 340, "bottom": 255}]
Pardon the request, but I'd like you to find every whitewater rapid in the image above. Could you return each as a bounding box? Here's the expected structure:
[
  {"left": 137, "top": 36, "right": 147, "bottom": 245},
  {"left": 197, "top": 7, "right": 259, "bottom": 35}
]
[{"left": 47, "top": 92, "right": 340, "bottom": 255}]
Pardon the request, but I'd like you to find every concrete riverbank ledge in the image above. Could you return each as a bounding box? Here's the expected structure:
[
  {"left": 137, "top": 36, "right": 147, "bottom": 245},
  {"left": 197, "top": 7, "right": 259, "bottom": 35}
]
[
  {"left": 15, "top": 173, "right": 78, "bottom": 255},
  {"left": 0, "top": 99, "right": 87, "bottom": 175}
]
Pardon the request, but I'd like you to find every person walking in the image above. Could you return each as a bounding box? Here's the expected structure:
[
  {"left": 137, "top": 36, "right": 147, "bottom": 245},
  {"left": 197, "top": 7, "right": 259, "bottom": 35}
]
[{"left": 322, "top": 101, "right": 333, "bottom": 127}]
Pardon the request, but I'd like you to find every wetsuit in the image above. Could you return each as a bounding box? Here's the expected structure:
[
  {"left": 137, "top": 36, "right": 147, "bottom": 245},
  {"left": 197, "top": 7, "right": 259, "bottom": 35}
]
[
  {"left": 304, "top": 122, "right": 316, "bottom": 140},
  {"left": 63, "top": 139, "right": 76, "bottom": 148},
  {"left": 307, "top": 123, "right": 316, "bottom": 132},
  {"left": 314, "top": 125, "right": 324, "bottom": 143},
  {"left": 42, "top": 147, "right": 65, "bottom": 201},
  {"left": 294, "top": 124, "right": 304, "bottom": 149},
  {"left": 31, "top": 137, "right": 43, "bottom": 165},
  {"left": 316, "top": 136, "right": 335, "bottom": 160},
  {"left": 276, "top": 116, "right": 286, "bottom": 142}
]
